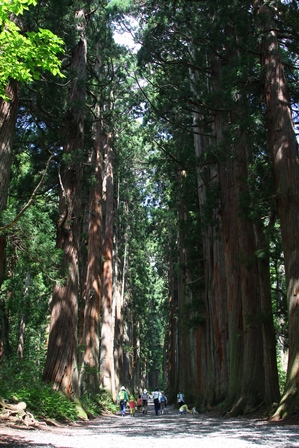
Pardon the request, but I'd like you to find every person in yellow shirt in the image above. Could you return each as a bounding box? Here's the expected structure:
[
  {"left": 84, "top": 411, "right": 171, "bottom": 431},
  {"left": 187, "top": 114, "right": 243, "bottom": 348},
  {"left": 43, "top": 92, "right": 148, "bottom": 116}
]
[{"left": 179, "top": 404, "right": 191, "bottom": 415}]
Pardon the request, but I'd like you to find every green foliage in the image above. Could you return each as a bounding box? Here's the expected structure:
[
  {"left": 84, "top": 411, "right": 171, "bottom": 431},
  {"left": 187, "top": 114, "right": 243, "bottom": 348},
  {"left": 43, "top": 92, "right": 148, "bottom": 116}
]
[
  {"left": 81, "top": 388, "right": 118, "bottom": 416},
  {"left": 0, "top": 199, "right": 64, "bottom": 359},
  {"left": 0, "top": 0, "right": 37, "bottom": 18},
  {"left": 107, "top": 0, "right": 134, "bottom": 14},
  {"left": 0, "top": 361, "right": 118, "bottom": 420},
  {"left": 114, "top": 117, "right": 171, "bottom": 388},
  {"left": 0, "top": 359, "right": 78, "bottom": 421},
  {"left": 0, "top": 0, "right": 65, "bottom": 100},
  {"left": 19, "top": 385, "right": 78, "bottom": 421},
  {"left": 276, "top": 350, "right": 287, "bottom": 396}
]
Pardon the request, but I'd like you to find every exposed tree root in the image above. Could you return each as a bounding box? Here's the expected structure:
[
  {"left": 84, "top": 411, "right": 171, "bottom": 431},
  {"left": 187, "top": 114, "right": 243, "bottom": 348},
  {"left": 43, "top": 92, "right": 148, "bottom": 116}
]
[
  {"left": 271, "top": 390, "right": 299, "bottom": 422},
  {"left": 220, "top": 394, "right": 270, "bottom": 418},
  {"left": 0, "top": 399, "right": 47, "bottom": 429}
]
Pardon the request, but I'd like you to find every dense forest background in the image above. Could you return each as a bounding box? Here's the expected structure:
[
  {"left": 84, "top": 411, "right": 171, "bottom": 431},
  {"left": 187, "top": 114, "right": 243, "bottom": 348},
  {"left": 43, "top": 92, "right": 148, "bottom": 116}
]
[{"left": 1, "top": 0, "right": 299, "bottom": 422}]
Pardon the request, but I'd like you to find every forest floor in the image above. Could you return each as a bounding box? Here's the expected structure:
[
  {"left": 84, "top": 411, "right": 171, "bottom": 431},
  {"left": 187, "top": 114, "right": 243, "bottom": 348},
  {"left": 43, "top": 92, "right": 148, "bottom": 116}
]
[{"left": 0, "top": 401, "right": 299, "bottom": 448}]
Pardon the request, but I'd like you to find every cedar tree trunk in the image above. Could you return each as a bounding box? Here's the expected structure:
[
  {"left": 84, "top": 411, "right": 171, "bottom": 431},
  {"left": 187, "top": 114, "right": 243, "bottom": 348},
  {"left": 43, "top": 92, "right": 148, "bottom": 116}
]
[
  {"left": 0, "top": 81, "right": 18, "bottom": 359},
  {"left": 100, "top": 133, "right": 114, "bottom": 392},
  {"left": 254, "top": 0, "right": 299, "bottom": 419},
  {"left": 193, "top": 111, "right": 229, "bottom": 407},
  {"left": 43, "top": 21, "right": 86, "bottom": 396},
  {"left": 79, "top": 108, "right": 103, "bottom": 395}
]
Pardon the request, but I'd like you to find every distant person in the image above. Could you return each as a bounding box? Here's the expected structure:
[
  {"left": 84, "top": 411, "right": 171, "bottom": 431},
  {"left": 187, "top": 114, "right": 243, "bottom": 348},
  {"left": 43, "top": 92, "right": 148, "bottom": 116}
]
[
  {"left": 177, "top": 390, "right": 185, "bottom": 407},
  {"left": 137, "top": 395, "right": 142, "bottom": 412},
  {"left": 160, "top": 391, "right": 167, "bottom": 414},
  {"left": 179, "top": 403, "right": 191, "bottom": 415},
  {"left": 129, "top": 396, "right": 136, "bottom": 417},
  {"left": 153, "top": 388, "right": 161, "bottom": 416},
  {"left": 117, "top": 386, "right": 129, "bottom": 416},
  {"left": 141, "top": 388, "right": 149, "bottom": 414}
]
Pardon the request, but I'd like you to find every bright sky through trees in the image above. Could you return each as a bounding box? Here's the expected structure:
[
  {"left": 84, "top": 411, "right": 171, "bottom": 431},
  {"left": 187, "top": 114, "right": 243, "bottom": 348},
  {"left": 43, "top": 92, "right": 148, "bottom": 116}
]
[{"left": 113, "top": 17, "right": 140, "bottom": 52}]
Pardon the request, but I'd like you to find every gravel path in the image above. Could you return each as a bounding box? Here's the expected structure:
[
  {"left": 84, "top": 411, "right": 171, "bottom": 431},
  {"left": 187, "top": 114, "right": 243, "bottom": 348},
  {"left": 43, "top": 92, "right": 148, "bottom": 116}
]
[{"left": 1, "top": 403, "right": 299, "bottom": 448}]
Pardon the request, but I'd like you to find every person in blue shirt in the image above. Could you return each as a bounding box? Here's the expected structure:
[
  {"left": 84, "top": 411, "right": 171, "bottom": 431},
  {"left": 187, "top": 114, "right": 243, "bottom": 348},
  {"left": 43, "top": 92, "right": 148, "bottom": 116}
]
[{"left": 160, "top": 391, "right": 167, "bottom": 414}]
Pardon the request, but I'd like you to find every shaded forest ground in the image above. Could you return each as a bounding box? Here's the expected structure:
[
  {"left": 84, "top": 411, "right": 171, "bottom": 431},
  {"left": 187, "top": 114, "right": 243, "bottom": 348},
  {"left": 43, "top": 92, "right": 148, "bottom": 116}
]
[{"left": 0, "top": 402, "right": 299, "bottom": 448}]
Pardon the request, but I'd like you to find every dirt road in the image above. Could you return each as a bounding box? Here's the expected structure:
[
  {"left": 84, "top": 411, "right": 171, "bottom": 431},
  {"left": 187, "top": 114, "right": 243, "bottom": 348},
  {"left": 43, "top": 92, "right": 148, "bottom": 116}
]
[{"left": 1, "top": 403, "right": 299, "bottom": 448}]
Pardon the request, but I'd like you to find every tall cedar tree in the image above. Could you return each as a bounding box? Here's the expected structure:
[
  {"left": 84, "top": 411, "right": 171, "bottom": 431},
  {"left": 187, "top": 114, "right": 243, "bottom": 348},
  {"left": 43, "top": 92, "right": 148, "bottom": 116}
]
[
  {"left": 253, "top": 0, "right": 299, "bottom": 419},
  {"left": 42, "top": 9, "right": 87, "bottom": 396},
  {"left": 0, "top": 81, "right": 18, "bottom": 282},
  {"left": 100, "top": 132, "right": 115, "bottom": 392},
  {"left": 79, "top": 100, "right": 102, "bottom": 395},
  {"left": 133, "top": 0, "right": 280, "bottom": 411},
  {"left": 0, "top": 81, "right": 18, "bottom": 359}
]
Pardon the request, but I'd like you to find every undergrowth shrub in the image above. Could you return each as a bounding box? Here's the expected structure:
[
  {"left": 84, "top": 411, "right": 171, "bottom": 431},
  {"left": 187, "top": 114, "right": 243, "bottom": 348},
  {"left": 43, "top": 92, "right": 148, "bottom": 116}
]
[
  {"left": 0, "top": 359, "right": 118, "bottom": 421},
  {"left": 13, "top": 384, "right": 78, "bottom": 421},
  {"left": 81, "top": 387, "right": 118, "bottom": 416},
  {"left": 0, "top": 359, "right": 77, "bottom": 421}
]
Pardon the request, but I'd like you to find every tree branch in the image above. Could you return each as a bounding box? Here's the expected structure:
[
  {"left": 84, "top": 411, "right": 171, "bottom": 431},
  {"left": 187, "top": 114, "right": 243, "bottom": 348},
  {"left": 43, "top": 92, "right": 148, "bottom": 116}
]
[{"left": 0, "top": 154, "right": 54, "bottom": 233}]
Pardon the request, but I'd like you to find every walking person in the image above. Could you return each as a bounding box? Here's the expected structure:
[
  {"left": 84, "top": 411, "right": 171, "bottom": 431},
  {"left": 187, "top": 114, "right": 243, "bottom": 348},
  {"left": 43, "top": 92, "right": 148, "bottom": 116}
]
[
  {"left": 117, "top": 386, "right": 129, "bottom": 416},
  {"left": 160, "top": 391, "right": 167, "bottom": 414},
  {"left": 141, "top": 388, "right": 149, "bottom": 414},
  {"left": 177, "top": 390, "right": 185, "bottom": 407},
  {"left": 153, "top": 388, "right": 161, "bottom": 416},
  {"left": 137, "top": 395, "right": 142, "bottom": 413},
  {"left": 129, "top": 396, "right": 136, "bottom": 417}
]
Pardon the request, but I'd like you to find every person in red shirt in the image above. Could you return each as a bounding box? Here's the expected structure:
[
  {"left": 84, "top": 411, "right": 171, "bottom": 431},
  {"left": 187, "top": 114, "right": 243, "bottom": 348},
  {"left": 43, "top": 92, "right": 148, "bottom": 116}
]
[{"left": 129, "top": 397, "right": 136, "bottom": 417}]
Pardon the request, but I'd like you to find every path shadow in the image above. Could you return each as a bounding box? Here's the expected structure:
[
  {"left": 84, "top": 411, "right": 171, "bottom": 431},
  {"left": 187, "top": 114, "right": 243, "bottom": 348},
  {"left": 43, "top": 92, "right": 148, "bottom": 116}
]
[
  {"left": 0, "top": 435, "right": 60, "bottom": 448},
  {"left": 85, "top": 403, "right": 299, "bottom": 447}
]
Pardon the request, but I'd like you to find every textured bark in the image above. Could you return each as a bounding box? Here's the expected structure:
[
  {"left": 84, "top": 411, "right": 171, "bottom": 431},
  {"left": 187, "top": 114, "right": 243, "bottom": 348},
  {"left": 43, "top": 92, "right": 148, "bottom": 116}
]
[
  {"left": 253, "top": 0, "right": 299, "bottom": 419},
  {"left": 0, "top": 81, "right": 18, "bottom": 213},
  {"left": 193, "top": 111, "right": 229, "bottom": 407},
  {"left": 217, "top": 111, "right": 244, "bottom": 410},
  {"left": 113, "top": 198, "right": 129, "bottom": 394},
  {"left": 112, "top": 185, "right": 126, "bottom": 398},
  {"left": 0, "top": 299, "right": 11, "bottom": 360},
  {"left": 177, "top": 172, "right": 188, "bottom": 394},
  {"left": 167, "top": 258, "right": 177, "bottom": 404},
  {"left": 17, "top": 271, "right": 31, "bottom": 359},
  {"left": 230, "top": 134, "right": 265, "bottom": 414},
  {"left": 212, "top": 22, "right": 279, "bottom": 411},
  {"left": 0, "top": 81, "right": 18, "bottom": 360},
  {"left": 100, "top": 133, "right": 114, "bottom": 392},
  {"left": 43, "top": 24, "right": 86, "bottom": 396},
  {"left": 217, "top": 95, "right": 271, "bottom": 415},
  {"left": 79, "top": 111, "right": 102, "bottom": 395},
  {"left": 196, "top": 320, "right": 206, "bottom": 410},
  {"left": 254, "top": 220, "right": 280, "bottom": 404}
]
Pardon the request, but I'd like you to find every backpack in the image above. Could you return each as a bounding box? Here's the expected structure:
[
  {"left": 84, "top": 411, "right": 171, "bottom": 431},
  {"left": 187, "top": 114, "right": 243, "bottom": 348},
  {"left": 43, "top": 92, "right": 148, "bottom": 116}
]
[{"left": 119, "top": 390, "right": 125, "bottom": 401}]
